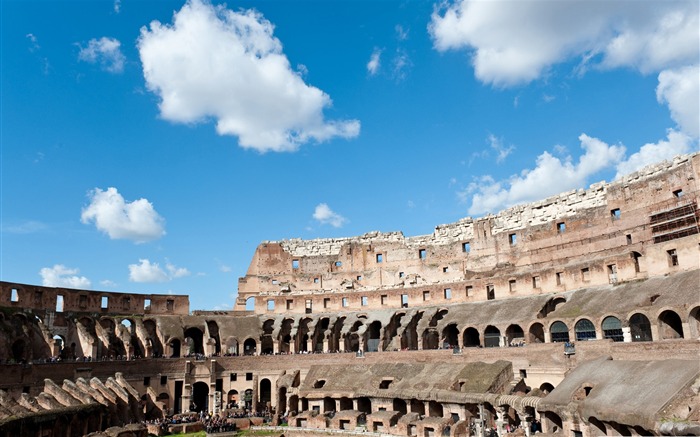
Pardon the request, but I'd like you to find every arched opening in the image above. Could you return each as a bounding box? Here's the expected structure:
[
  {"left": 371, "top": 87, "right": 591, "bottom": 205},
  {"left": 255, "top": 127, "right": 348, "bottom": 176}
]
[
  {"left": 659, "top": 310, "right": 684, "bottom": 339},
  {"left": 227, "top": 389, "right": 239, "bottom": 409},
  {"left": 289, "top": 395, "right": 299, "bottom": 413},
  {"left": 393, "top": 398, "right": 407, "bottom": 415},
  {"left": 528, "top": 323, "right": 544, "bottom": 343},
  {"left": 206, "top": 320, "right": 221, "bottom": 354},
  {"left": 279, "top": 318, "right": 294, "bottom": 354},
  {"left": 278, "top": 387, "right": 287, "bottom": 414},
  {"left": 428, "top": 401, "right": 443, "bottom": 418},
  {"left": 324, "top": 396, "right": 336, "bottom": 412},
  {"left": 346, "top": 333, "right": 360, "bottom": 352},
  {"left": 243, "top": 338, "right": 257, "bottom": 355},
  {"left": 505, "top": 324, "right": 524, "bottom": 346},
  {"left": 602, "top": 316, "right": 623, "bottom": 342},
  {"left": 157, "top": 393, "right": 170, "bottom": 411},
  {"left": 313, "top": 318, "right": 330, "bottom": 352},
  {"left": 689, "top": 306, "right": 700, "bottom": 338},
  {"left": 539, "top": 383, "right": 554, "bottom": 395},
  {"left": 463, "top": 327, "right": 480, "bottom": 347},
  {"left": 357, "top": 397, "right": 371, "bottom": 414},
  {"left": 483, "top": 326, "right": 501, "bottom": 348},
  {"left": 170, "top": 339, "right": 181, "bottom": 358},
  {"left": 422, "top": 329, "right": 439, "bottom": 350},
  {"left": 366, "top": 321, "right": 382, "bottom": 352},
  {"left": 550, "top": 321, "right": 570, "bottom": 343},
  {"left": 261, "top": 336, "right": 274, "bottom": 355},
  {"left": 143, "top": 320, "right": 163, "bottom": 357},
  {"left": 630, "top": 313, "right": 652, "bottom": 342},
  {"left": 244, "top": 389, "right": 254, "bottom": 409},
  {"left": 259, "top": 378, "right": 271, "bottom": 410},
  {"left": 574, "top": 319, "right": 596, "bottom": 341},
  {"left": 339, "top": 397, "right": 353, "bottom": 411},
  {"left": 183, "top": 327, "right": 204, "bottom": 356},
  {"left": 224, "top": 337, "right": 239, "bottom": 356},
  {"left": 11, "top": 339, "right": 26, "bottom": 362},
  {"left": 410, "top": 398, "right": 425, "bottom": 415},
  {"left": 191, "top": 381, "right": 209, "bottom": 412},
  {"left": 589, "top": 417, "right": 606, "bottom": 436},
  {"left": 538, "top": 297, "right": 566, "bottom": 318},
  {"left": 542, "top": 411, "right": 562, "bottom": 433},
  {"left": 245, "top": 297, "right": 256, "bottom": 311},
  {"left": 52, "top": 335, "right": 65, "bottom": 358},
  {"left": 442, "top": 324, "right": 459, "bottom": 349}
]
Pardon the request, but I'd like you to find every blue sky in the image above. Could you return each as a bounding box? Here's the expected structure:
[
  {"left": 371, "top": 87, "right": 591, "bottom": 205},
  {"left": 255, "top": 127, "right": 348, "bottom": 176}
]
[{"left": 2, "top": 0, "right": 698, "bottom": 311}]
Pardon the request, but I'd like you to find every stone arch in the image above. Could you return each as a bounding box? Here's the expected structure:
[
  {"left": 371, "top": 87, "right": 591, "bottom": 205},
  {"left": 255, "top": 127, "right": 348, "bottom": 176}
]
[
  {"left": 422, "top": 329, "right": 439, "bottom": 350},
  {"left": 323, "top": 396, "right": 336, "bottom": 412},
  {"left": 539, "top": 382, "right": 555, "bottom": 395},
  {"left": 601, "top": 316, "right": 623, "bottom": 342},
  {"left": 365, "top": 320, "right": 382, "bottom": 352},
  {"left": 357, "top": 397, "right": 371, "bottom": 414},
  {"left": 192, "top": 381, "right": 209, "bottom": 412},
  {"left": 329, "top": 317, "right": 346, "bottom": 352},
  {"left": 688, "top": 306, "right": 700, "bottom": 338},
  {"left": 279, "top": 318, "right": 294, "bottom": 353},
  {"left": 574, "top": 318, "right": 596, "bottom": 341},
  {"left": 143, "top": 319, "right": 163, "bottom": 357},
  {"left": 428, "top": 401, "right": 443, "bottom": 418},
  {"left": 549, "top": 321, "right": 570, "bottom": 343},
  {"left": 658, "top": 309, "right": 684, "bottom": 339},
  {"left": 314, "top": 317, "right": 330, "bottom": 352},
  {"left": 206, "top": 320, "right": 221, "bottom": 355},
  {"left": 483, "top": 325, "right": 501, "bottom": 348},
  {"left": 11, "top": 339, "right": 26, "bottom": 362},
  {"left": 589, "top": 416, "right": 606, "bottom": 435},
  {"left": 538, "top": 296, "right": 566, "bottom": 318},
  {"left": 442, "top": 324, "right": 459, "bottom": 349},
  {"left": 260, "top": 378, "right": 272, "bottom": 408},
  {"left": 183, "top": 327, "right": 204, "bottom": 355},
  {"left": 410, "top": 398, "right": 425, "bottom": 415},
  {"left": 528, "top": 322, "right": 544, "bottom": 343},
  {"left": 462, "top": 327, "right": 480, "bottom": 347},
  {"left": 393, "top": 398, "right": 407, "bottom": 415},
  {"left": 339, "top": 397, "right": 353, "bottom": 411},
  {"left": 243, "top": 338, "right": 257, "bottom": 355},
  {"left": 169, "top": 338, "right": 181, "bottom": 358},
  {"left": 157, "top": 392, "right": 170, "bottom": 412},
  {"left": 629, "top": 312, "right": 652, "bottom": 342},
  {"left": 401, "top": 312, "right": 422, "bottom": 350},
  {"left": 288, "top": 394, "right": 299, "bottom": 413},
  {"left": 224, "top": 336, "right": 239, "bottom": 355},
  {"left": 228, "top": 389, "right": 239, "bottom": 407},
  {"left": 505, "top": 324, "right": 524, "bottom": 345},
  {"left": 245, "top": 297, "right": 256, "bottom": 310},
  {"left": 297, "top": 317, "right": 313, "bottom": 352}
]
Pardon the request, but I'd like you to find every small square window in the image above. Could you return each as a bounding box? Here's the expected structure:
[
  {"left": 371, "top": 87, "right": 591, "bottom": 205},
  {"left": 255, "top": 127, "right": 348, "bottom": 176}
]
[
  {"left": 246, "top": 372, "right": 253, "bottom": 381},
  {"left": 442, "top": 266, "right": 449, "bottom": 273},
  {"left": 519, "top": 369, "right": 527, "bottom": 378},
  {"left": 342, "top": 297, "right": 348, "bottom": 307},
  {"left": 398, "top": 272, "right": 405, "bottom": 278},
  {"left": 313, "top": 277, "right": 319, "bottom": 284},
  {"left": 509, "top": 233, "right": 517, "bottom": 245},
  {"left": 376, "top": 253, "right": 383, "bottom": 263},
  {"left": 380, "top": 295, "right": 387, "bottom": 305},
  {"left": 286, "top": 299, "right": 293, "bottom": 310},
  {"left": 532, "top": 276, "right": 540, "bottom": 288},
  {"left": 401, "top": 294, "right": 408, "bottom": 308},
  {"left": 418, "top": 249, "right": 426, "bottom": 260},
  {"left": 323, "top": 298, "right": 330, "bottom": 309},
  {"left": 356, "top": 275, "right": 362, "bottom": 281},
  {"left": 444, "top": 288, "right": 452, "bottom": 299},
  {"left": 160, "top": 375, "right": 167, "bottom": 385},
  {"left": 581, "top": 268, "right": 590, "bottom": 281},
  {"left": 423, "top": 290, "right": 430, "bottom": 301},
  {"left": 143, "top": 377, "right": 150, "bottom": 386},
  {"left": 486, "top": 285, "right": 495, "bottom": 300},
  {"left": 557, "top": 222, "right": 566, "bottom": 233},
  {"left": 361, "top": 296, "right": 368, "bottom": 306},
  {"left": 272, "top": 279, "right": 279, "bottom": 285},
  {"left": 667, "top": 249, "right": 679, "bottom": 266},
  {"left": 166, "top": 299, "right": 174, "bottom": 311},
  {"left": 267, "top": 299, "right": 275, "bottom": 311},
  {"left": 611, "top": 208, "right": 621, "bottom": 220},
  {"left": 556, "top": 272, "right": 563, "bottom": 286},
  {"left": 10, "top": 288, "right": 18, "bottom": 303},
  {"left": 292, "top": 260, "right": 300, "bottom": 269},
  {"left": 465, "top": 285, "right": 473, "bottom": 297},
  {"left": 335, "top": 261, "right": 342, "bottom": 267},
  {"left": 230, "top": 373, "right": 237, "bottom": 382},
  {"left": 673, "top": 189, "right": 684, "bottom": 198},
  {"left": 462, "top": 242, "right": 470, "bottom": 253},
  {"left": 509, "top": 279, "right": 516, "bottom": 292}
]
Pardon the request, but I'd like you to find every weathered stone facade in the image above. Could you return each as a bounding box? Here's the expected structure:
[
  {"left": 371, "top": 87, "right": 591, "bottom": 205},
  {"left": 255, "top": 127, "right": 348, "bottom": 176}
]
[{"left": 0, "top": 153, "right": 699, "bottom": 436}]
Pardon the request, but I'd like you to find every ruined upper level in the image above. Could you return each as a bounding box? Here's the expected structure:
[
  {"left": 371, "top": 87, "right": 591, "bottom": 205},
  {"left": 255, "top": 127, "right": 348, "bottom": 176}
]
[{"left": 237, "top": 153, "right": 700, "bottom": 313}]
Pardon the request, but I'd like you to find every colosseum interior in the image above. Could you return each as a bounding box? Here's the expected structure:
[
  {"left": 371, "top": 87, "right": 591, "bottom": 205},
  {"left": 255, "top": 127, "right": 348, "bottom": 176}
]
[{"left": 1, "top": 153, "right": 699, "bottom": 437}]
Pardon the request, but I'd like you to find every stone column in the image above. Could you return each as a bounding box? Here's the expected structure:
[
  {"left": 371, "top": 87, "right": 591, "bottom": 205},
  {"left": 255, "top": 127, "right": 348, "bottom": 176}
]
[
  {"left": 543, "top": 330, "right": 551, "bottom": 343},
  {"left": 622, "top": 327, "right": 632, "bottom": 343},
  {"left": 323, "top": 337, "right": 329, "bottom": 353},
  {"left": 273, "top": 340, "right": 279, "bottom": 354}
]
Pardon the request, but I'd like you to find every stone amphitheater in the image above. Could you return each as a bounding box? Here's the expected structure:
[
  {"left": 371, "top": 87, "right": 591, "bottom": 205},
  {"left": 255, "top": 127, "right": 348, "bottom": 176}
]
[{"left": 1, "top": 153, "right": 699, "bottom": 437}]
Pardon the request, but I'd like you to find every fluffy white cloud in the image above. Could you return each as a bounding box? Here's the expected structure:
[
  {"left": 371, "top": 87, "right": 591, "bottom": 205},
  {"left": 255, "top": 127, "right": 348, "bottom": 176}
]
[
  {"left": 78, "top": 37, "right": 126, "bottom": 73},
  {"left": 81, "top": 187, "right": 165, "bottom": 243},
  {"left": 465, "top": 134, "right": 625, "bottom": 215},
  {"left": 128, "top": 259, "right": 190, "bottom": 283},
  {"left": 313, "top": 203, "right": 347, "bottom": 228},
  {"left": 137, "top": 0, "right": 360, "bottom": 152},
  {"left": 367, "top": 48, "right": 382, "bottom": 75},
  {"left": 429, "top": 1, "right": 698, "bottom": 87},
  {"left": 615, "top": 129, "right": 694, "bottom": 178},
  {"left": 656, "top": 65, "right": 700, "bottom": 138},
  {"left": 40, "top": 265, "right": 91, "bottom": 289}
]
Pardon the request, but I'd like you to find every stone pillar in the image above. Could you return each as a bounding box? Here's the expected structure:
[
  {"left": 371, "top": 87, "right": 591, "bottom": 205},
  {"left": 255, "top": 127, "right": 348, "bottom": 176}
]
[
  {"left": 650, "top": 324, "right": 660, "bottom": 342},
  {"left": 622, "top": 327, "right": 632, "bottom": 343},
  {"left": 544, "top": 331, "right": 551, "bottom": 343},
  {"left": 495, "top": 407, "right": 506, "bottom": 437},
  {"left": 273, "top": 340, "right": 279, "bottom": 354},
  {"left": 418, "top": 336, "right": 423, "bottom": 350},
  {"left": 256, "top": 341, "right": 261, "bottom": 356},
  {"left": 457, "top": 331, "right": 464, "bottom": 349},
  {"left": 307, "top": 338, "right": 313, "bottom": 352},
  {"left": 323, "top": 338, "right": 329, "bottom": 353},
  {"left": 339, "top": 338, "right": 346, "bottom": 352}
]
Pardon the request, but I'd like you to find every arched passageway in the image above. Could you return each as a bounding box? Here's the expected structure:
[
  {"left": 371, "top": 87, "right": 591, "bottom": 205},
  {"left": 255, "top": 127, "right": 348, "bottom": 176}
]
[
  {"left": 689, "top": 306, "right": 700, "bottom": 338},
  {"left": 191, "top": 382, "right": 209, "bottom": 412},
  {"left": 260, "top": 378, "right": 271, "bottom": 409},
  {"left": 574, "top": 319, "right": 596, "bottom": 341},
  {"left": 422, "top": 329, "right": 439, "bottom": 350},
  {"left": 550, "top": 321, "right": 570, "bottom": 343},
  {"left": 366, "top": 321, "right": 382, "bottom": 352},
  {"left": 442, "top": 324, "right": 459, "bottom": 348},
  {"left": 505, "top": 324, "right": 524, "bottom": 345},
  {"left": 483, "top": 326, "right": 501, "bottom": 348},
  {"left": 184, "top": 327, "right": 204, "bottom": 355},
  {"left": 169, "top": 339, "right": 181, "bottom": 358},
  {"left": 243, "top": 338, "right": 257, "bottom": 355},
  {"left": 602, "top": 316, "right": 623, "bottom": 342},
  {"left": 529, "top": 323, "right": 544, "bottom": 343},
  {"left": 463, "top": 327, "right": 480, "bottom": 347},
  {"left": 630, "top": 313, "right": 652, "bottom": 342},
  {"left": 659, "top": 310, "right": 684, "bottom": 339}
]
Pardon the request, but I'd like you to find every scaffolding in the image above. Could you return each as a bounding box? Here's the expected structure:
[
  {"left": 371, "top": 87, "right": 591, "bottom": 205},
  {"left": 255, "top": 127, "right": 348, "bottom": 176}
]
[{"left": 649, "top": 200, "right": 700, "bottom": 243}]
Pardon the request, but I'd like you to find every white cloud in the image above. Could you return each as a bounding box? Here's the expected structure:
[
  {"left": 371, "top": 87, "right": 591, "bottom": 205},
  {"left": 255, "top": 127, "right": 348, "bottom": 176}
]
[
  {"left": 464, "top": 134, "right": 625, "bottom": 215},
  {"left": 128, "top": 259, "right": 190, "bottom": 283},
  {"left": 137, "top": 0, "right": 360, "bottom": 152},
  {"left": 26, "top": 33, "right": 39, "bottom": 52},
  {"left": 78, "top": 37, "right": 126, "bottom": 73},
  {"left": 313, "top": 203, "right": 347, "bottom": 228},
  {"left": 487, "top": 134, "right": 514, "bottom": 163},
  {"left": 429, "top": 1, "right": 698, "bottom": 87},
  {"left": 81, "top": 187, "right": 166, "bottom": 243},
  {"left": 656, "top": 65, "right": 700, "bottom": 138},
  {"left": 367, "top": 48, "right": 382, "bottom": 75},
  {"left": 40, "top": 265, "right": 91, "bottom": 289},
  {"left": 615, "top": 129, "right": 695, "bottom": 178},
  {"left": 100, "top": 279, "right": 117, "bottom": 288},
  {"left": 395, "top": 24, "right": 409, "bottom": 41},
  {"left": 392, "top": 49, "right": 411, "bottom": 81},
  {"left": 114, "top": 0, "right": 121, "bottom": 13},
  {"left": 2, "top": 220, "right": 47, "bottom": 234}
]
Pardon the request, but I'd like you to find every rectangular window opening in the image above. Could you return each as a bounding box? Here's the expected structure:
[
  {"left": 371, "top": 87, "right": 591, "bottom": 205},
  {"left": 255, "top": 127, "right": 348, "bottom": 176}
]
[
  {"left": 56, "top": 295, "right": 64, "bottom": 313},
  {"left": 465, "top": 285, "right": 473, "bottom": 297},
  {"left": 144, "top": 298, "right": 151, "bottom": 311},
  {"left": 230, "top": 373, "right": 237, "bottom": 382},
  {"left": 122, "top": 297, "right": 130, "bottom": 309},
  {"left": 611, "top": 208, "right": 621, "bottom": 220},
  {"left": 608, "top": 264, "right": 618, "bottom": 284},
  {"left": 486, "top": 285, "right": 495, "bottom": 300},
  {"left": 143, "top": 377, "right": 150, "bottom": 386},
  {"left": 581, "top": 267, "right": 590, "bottom": 281},
  {"left": 380, "top": 295, "right": 387, "bottom": 305},
  {"left": 532, "top": 276, "right": 540, "bottom": 289},
  {"left": 101, "top": 296, "right": 109, "bottom": 310},
  {"left": 442, "top": 266, "right": 449, "bottom": 273},
  {"left": 673, "top": 189, "right": 684, "bottom": 198},
  {"left": 356, "top": 275, "right": 362, "bottom": 281},
  {"left": 292, "top": 259, "right": 300, "bottom": 269},
  {"left": 557, "top": 222, "right": 566, "bottom": 233},
  {"left": 509, "top": 233, "right": 517, "bottom": 245},
  {"left": 556, "top": 272, "right": 563, "bottom": 286},
  {"left": 462, "top": 242, "right": 471, "bottom": 253},
  {"left": 161, "top": 375, "right": 167, "bottom": 385},
  {"left": 667, "top": 249, "right": 679, "bottom": 266},
  {"left": 267, "top": 299, "right": 275, "bottom": 311},
  {"left": 79, "top": 295, "right": 88, "bottom": 309},
  {"left": 376, "top": 253, "right": 383, "bottom": 263},
  {"left": 10, "top": 288, "right": 18, "bottom": 303},
  {"left": 342, "top": 297, "right": 348, "bottom": 307},
  {"left": 166, "top": 299, "right": 174, "bottom": 312},
  {"left": 418, "top": 249, "right": 426, "bottom": 260},
  {"left": 443, "top": 288, "right": 452, "bottom": 299},
  {"left": 286, "top": 299, "right": 294, "bottom": 310},
  {"left": 323, "top": 298, "right": 330, "bottom": 309},
  {"left": 401, "top": 294, "right": 408, "bottom": 308},
  {"left": 305, "top": 299, "right": 312, "bottom": 314},
  {"left": 361, "top": 296, "right": 368, "bottom": 306},
  {"left": 313, "top": 277, "right": 319, "bottom": 284},
  {"left": 246, "top": 372, "right": 253, "bottom": 381},
  {"left": 398, "top": 271, "right": 405, "bottom": 278},
  {"left": 422, "top": 290, "right": 430, "bottom": 301},
  {"left": 626, "top": 234, "right": 632, "bottom": 245},
  {"left": 508, "top": 279, "right": 516, "bottom": 292}
]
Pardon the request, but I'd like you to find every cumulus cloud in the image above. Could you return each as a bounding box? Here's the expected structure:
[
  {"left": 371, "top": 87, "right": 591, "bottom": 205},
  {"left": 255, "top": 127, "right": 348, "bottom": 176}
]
[
  {"left": 656, "top": 65, "right": 700, "bottom": 138},
  {"left": 464, "top": 134, "right": 625, "bottom": 215},
  {"left": 137, "top": 0, "right": 360, "bottom": 152},
  {"left": 313, "top": 203, "right": 347, "bottom": 228},
  {"left": 40, "top": 265, "right": 91, "bottom": 289},
  {"left": 615, "top": 129, "right": 694, "bottom": 178},
  {"left": 81, "top": 187, "right": 166, "bottom": 243},
  {"left": 78, "top": 37, "right": 126, "bottom": 73},
  {"left": 429, "top": 1, "right": 698, "bottom": 87},
  {"left": 367, "top": 48, "right": 382, "bottom": 75},
  {"left": 128, "top": 259, "right": 190, "bottom": 283}
]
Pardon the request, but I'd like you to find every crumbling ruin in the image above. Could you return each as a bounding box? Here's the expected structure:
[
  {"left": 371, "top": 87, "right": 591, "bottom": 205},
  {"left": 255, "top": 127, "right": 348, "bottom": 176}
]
[{"left": 1, "top": 153, "right": 699, "bottom": 436}]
